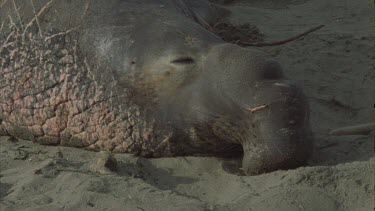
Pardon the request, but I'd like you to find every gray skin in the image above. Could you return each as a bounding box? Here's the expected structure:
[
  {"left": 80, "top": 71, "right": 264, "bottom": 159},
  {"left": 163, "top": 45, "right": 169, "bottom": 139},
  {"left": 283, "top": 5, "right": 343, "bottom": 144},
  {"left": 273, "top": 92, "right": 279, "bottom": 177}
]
[{"left": 0, "top": 0, "right": 313, "bottom": 175}]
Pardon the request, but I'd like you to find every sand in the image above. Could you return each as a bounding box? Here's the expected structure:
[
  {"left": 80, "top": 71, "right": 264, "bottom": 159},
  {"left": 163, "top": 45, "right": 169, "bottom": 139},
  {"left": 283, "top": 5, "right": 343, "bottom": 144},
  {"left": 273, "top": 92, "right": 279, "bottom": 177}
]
[{"left": 0, "top": 0, "right": 374, "bottom": 210}]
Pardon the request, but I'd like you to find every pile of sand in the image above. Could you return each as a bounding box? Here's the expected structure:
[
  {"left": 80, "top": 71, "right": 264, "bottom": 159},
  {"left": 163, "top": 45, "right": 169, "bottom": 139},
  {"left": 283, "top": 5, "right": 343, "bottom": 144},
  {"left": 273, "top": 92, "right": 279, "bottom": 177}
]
[{"left": 1, "top": 0, "right": 373, "bottom": 210}]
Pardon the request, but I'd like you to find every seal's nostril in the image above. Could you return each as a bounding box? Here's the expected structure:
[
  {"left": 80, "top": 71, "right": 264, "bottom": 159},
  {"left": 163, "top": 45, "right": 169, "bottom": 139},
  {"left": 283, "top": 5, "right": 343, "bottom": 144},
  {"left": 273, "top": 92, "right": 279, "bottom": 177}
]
[
  {"left": 260, "top": 60, "right": 284, "bottom": 79},
  {"left": 171, "top": 57, "right": 195, "bottom": 65}
]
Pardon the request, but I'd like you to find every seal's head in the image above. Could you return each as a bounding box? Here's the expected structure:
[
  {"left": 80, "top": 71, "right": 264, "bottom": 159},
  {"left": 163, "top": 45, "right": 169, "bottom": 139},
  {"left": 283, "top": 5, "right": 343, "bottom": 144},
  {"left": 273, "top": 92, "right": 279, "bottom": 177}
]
[{"left": 128, "top": 23, "right": 314, "bottom": 174}]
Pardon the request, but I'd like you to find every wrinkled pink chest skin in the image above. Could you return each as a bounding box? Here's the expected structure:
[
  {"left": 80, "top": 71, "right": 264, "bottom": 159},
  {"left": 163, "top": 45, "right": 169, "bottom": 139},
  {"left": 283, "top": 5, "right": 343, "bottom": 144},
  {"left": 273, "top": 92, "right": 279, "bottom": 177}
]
[{"left": 0, "top": 25, "right": 168, "bottom": 156}]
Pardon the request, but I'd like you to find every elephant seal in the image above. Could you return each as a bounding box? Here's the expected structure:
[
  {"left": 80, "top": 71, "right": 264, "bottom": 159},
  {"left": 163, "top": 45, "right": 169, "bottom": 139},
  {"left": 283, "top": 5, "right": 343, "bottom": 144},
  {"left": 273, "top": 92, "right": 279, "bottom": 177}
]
[{"left": 0, "top": 0, "right": 313, "bottom": 175}]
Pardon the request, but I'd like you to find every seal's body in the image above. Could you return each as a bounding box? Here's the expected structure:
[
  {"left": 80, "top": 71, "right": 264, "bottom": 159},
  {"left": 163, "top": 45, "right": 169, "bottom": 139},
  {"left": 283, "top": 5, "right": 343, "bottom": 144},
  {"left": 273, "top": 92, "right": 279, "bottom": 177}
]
[{"left": 0, "top": 0, "right": 313, "bottom": 175}]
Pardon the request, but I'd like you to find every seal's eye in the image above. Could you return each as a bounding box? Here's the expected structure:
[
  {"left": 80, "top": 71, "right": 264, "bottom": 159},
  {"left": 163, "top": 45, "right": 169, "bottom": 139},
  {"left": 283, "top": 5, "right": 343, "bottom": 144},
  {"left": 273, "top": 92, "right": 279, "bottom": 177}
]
[{"left": 171, "top": 57, "right": 195, "bottom": 65}]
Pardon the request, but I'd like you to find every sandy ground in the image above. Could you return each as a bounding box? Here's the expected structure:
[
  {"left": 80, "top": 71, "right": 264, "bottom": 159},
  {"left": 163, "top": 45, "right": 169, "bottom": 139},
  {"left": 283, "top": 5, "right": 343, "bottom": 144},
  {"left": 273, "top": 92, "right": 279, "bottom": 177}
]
[{"left": 0, "top": 0, "right": 374, "bottom": 210}]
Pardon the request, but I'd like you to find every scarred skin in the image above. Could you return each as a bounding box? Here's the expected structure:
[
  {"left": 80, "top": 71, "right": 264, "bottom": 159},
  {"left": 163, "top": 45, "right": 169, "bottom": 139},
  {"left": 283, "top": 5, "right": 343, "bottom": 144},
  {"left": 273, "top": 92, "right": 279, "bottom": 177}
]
[{"left": 0, "top": 0, "right": 313, "bottom": 175}]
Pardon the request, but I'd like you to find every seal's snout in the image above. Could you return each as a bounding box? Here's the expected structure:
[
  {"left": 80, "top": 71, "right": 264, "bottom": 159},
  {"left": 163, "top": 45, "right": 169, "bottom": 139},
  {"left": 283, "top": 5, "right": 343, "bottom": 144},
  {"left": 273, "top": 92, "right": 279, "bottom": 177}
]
[
  {"left": 200, "top": 43, "right": 313, "bottom": 175},
  {"left": 242, "top": 81, "right": 314, "bottom": 175}
]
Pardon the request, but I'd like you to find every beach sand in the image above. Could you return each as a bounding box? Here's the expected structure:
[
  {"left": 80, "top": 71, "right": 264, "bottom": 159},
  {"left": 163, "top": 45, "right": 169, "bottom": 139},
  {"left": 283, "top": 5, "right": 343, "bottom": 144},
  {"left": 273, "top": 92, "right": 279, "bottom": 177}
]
[{"left": 0, "top": 0, "right": 374, "bottom": 210}]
